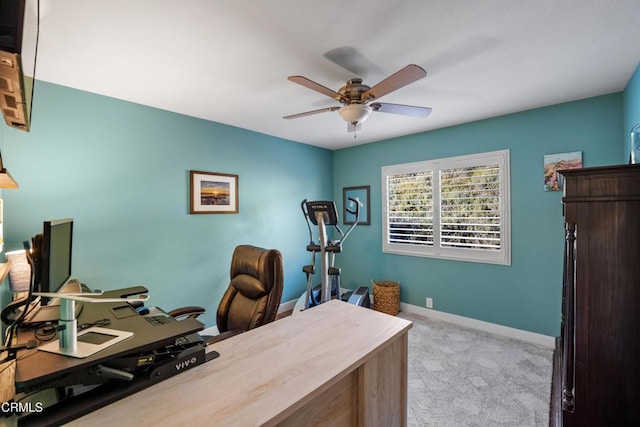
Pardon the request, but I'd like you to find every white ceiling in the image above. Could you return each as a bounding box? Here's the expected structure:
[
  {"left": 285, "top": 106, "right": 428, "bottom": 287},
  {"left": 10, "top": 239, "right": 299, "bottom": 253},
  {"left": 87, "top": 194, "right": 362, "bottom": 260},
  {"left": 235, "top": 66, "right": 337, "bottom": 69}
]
[{"left": 22, "top": 0, "right": 640, "bottom": 150}]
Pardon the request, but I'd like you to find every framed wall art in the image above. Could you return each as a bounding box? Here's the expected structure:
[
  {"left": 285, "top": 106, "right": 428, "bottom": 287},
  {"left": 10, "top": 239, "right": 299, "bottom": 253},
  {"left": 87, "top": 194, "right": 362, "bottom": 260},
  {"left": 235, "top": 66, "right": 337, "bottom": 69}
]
[
  {"left": 544, "top": 151, "right": 582, "bottom": 192},
  {"left": 631, "top": 123, "right": 640, "bottom": 164},
  {"left": 190, "top": 170, "right": 238, "bottom": 214},
  {"left": 343, "top": 185, "right": 370, "bottom": 225}
]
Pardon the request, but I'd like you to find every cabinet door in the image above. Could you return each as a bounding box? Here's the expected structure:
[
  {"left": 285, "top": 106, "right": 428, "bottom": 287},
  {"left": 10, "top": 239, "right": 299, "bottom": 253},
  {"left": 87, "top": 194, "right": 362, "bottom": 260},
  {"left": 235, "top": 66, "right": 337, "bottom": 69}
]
[{"left": 577, "top": 200, "right": 640, "bottom": 426}]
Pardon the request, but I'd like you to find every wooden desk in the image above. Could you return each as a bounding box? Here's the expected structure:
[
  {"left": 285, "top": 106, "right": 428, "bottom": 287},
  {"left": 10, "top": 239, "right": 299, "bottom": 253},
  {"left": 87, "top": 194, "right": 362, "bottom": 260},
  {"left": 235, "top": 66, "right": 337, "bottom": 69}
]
[{"left": 70, "top": 300, "right": 412, "bottom": 426}]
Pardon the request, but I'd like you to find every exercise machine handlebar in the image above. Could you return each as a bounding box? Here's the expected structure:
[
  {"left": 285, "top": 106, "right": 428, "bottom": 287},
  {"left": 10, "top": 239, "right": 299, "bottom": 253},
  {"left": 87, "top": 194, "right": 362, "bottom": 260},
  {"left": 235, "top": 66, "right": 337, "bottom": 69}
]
[{"left": 301, "top": 198, "right": 361, "bottom": 252}]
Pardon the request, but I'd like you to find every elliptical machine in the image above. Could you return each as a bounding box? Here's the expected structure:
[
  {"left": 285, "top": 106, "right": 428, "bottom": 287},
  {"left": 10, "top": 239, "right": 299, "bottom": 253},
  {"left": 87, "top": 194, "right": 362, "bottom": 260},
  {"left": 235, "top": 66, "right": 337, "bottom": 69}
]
[{"left": 301, "top": 198, "right": 370, "bottom": 309}]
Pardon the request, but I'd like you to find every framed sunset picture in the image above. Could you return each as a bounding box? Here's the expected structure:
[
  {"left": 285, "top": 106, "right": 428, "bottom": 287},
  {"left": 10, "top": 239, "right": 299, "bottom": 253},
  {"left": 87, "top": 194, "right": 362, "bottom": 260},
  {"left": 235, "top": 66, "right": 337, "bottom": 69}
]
[{"left": 190, "top": 170, "right": 238, "bottom": 214}]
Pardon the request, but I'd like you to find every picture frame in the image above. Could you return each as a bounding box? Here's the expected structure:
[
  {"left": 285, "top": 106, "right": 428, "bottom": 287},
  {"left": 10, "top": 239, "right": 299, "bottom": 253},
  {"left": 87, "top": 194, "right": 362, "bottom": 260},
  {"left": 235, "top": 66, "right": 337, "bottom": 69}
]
[
  {"left": 190, "top": 170, "right": 238, "bottom": 214},
  {"left": 343, "top": 185, "right": 370, "bottom": 225},
  {"left": 631, "top": 123, "right": 640, "bottom": 164},
  {"left": 544, "top": 151, "right": 582, "bottom": 192}
]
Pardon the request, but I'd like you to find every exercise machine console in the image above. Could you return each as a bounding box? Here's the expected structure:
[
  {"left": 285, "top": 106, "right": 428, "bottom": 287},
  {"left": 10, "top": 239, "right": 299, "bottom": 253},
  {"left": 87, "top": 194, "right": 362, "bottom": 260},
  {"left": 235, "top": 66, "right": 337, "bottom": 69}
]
[{"left": 301, "top": 198, "right": 370, "bottom": 309}]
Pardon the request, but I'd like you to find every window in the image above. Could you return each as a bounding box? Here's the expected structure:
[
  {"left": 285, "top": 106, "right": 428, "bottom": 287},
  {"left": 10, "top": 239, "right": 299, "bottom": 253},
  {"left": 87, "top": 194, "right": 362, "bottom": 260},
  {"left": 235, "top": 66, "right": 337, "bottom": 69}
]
[{"left": 382, "top": 149, "right": 510, "bottom": 265}]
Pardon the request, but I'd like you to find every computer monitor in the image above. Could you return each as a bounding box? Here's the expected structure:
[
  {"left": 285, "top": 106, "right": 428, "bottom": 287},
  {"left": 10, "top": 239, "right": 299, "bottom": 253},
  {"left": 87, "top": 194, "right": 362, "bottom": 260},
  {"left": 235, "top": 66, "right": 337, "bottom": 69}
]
[
  {"left": 0, "top": 218, "right": 79, "bottom": 325},
  {"left": 38, "top": 218, "right": 74, "bottom": 305}
]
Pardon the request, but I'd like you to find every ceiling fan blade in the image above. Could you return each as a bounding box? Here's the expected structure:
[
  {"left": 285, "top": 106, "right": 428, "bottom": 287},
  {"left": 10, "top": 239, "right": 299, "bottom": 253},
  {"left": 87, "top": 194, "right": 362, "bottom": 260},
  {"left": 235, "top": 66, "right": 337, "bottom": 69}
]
[
  {"left": 362, "top": 64, "right": 427, "bottom": 101},
  {"left": 287, "top": 76, "right": 345, "bottom": 102},
  {"left": 283, "top": 107, "right": 339, "bottom": 120},
  {"left": 371, "top": 102, "right": 432, "bottom": 118}
]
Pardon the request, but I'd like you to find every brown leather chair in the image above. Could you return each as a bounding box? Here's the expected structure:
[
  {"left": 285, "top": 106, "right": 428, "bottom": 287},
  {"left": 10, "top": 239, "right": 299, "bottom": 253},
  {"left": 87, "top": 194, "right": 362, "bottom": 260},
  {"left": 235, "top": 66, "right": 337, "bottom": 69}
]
[
  {"left": 216, "top": 244, "right": 283, "bottom": 332},
  {"left": 170, "top": 245, "right": 284, "bottom": 340}
]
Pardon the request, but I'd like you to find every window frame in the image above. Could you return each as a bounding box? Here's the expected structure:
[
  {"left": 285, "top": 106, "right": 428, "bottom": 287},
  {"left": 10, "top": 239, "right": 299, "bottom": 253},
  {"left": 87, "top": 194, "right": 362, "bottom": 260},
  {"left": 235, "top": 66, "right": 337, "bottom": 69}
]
[{"left": 382, "top": 149, "right": 511, "bottom": 265}]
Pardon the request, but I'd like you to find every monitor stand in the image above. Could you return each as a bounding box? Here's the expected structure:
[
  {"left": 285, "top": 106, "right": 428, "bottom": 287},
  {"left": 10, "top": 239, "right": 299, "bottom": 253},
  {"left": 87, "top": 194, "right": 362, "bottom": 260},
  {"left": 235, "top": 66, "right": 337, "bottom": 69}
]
[
  {"left": 32, "top": 291, "right": 148, "bottom": 358},
  {"left": 38, "top": 326, "right": 133, "bottom": 358},
  {"left": 22, "top": 279, "right": 85, "bottom": 325},
  {"left": 22, "top": 301, "right": 83, "bottom": 325}
]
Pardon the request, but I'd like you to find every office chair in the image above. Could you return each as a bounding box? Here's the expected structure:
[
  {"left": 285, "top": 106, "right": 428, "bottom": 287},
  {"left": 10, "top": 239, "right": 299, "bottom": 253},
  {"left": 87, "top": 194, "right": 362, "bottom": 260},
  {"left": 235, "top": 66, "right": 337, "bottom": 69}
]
[{"left": 169, "top": 245, "right": 284, "bottom": 343}]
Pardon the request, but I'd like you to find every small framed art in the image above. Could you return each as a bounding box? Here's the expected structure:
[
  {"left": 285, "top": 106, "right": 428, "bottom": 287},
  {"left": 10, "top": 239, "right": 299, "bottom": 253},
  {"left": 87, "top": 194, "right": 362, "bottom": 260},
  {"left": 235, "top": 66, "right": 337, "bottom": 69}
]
[
  {"left": 343, "top": 185, "right": 370, "bottom": 225},
  {"left": 544, "top": 151, "right": 582, "bottom": 192},
  {"left": 190, "top": 170, "right": 238, "bottom": 214}
]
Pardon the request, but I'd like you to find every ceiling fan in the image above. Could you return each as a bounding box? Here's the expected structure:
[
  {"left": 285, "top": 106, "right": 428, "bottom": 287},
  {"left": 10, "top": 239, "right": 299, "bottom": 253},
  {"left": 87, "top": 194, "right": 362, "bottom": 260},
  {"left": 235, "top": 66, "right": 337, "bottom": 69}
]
[{"left": 283, "top": 64, "right": 432, "bottom": 132}]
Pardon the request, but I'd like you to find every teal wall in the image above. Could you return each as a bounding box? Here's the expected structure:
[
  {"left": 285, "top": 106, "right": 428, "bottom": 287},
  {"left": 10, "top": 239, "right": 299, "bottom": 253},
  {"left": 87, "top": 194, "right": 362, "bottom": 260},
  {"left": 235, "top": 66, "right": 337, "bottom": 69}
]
[
  {"left": 0, "top": 79, "right": 631, "bottom": 337},
  {"left": 0, "top": 81, "right": 332, "bottom": 328},
  {"left": 332, "top": 94, "right": 623, "bottom": 337},
  {"left": 623, "top": 62, "right": 640, "bottom": 159}
]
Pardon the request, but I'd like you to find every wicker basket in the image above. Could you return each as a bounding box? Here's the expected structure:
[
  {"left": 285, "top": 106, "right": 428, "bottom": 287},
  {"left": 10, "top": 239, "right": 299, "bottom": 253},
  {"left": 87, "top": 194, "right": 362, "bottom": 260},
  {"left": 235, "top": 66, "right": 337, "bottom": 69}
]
[{"left": 372, "top": 280, "right": 400, "bottom": 315}]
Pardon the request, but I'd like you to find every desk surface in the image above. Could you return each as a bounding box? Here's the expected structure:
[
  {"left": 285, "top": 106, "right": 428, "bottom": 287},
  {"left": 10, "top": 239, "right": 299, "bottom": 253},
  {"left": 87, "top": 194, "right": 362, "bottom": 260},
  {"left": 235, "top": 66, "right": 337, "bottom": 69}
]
[{"left": 71, "top": 300, "right": 413, "bottom": 426}]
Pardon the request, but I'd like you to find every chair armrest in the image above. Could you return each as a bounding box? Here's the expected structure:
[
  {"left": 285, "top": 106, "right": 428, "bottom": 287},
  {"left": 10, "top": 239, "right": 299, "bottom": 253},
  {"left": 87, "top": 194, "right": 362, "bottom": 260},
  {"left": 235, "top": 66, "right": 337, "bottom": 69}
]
[{"left": 167, "top": 306, "right": 206, "bottom": 319}]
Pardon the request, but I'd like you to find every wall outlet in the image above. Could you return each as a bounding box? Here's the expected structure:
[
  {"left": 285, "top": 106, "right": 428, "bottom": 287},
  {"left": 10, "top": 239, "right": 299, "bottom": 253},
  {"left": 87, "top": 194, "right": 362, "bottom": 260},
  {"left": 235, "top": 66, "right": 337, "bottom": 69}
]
[{"left": 426, "top": 297, "right": 433, "bottom": 309}]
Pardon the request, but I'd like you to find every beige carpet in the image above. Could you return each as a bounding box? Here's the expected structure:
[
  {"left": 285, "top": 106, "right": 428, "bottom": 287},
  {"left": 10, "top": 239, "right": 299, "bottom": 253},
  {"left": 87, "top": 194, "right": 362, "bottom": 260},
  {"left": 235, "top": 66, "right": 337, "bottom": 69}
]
[{"left": 400, "top": 311, "right": 553, "bottom": 427}]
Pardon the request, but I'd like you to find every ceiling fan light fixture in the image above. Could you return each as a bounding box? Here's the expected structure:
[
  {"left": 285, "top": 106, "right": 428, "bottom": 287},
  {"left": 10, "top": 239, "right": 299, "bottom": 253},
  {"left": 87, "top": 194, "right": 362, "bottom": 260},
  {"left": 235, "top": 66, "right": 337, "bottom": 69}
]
[{"left": 338, "top": 104, "right": 372, "bottom": 125}]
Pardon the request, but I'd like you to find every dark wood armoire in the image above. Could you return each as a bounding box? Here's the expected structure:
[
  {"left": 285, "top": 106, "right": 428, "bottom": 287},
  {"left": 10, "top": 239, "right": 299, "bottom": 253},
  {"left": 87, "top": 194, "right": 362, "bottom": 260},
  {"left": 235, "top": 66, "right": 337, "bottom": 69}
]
[{"left": 550, "top": 164, "right": 640, "bottom": 427}]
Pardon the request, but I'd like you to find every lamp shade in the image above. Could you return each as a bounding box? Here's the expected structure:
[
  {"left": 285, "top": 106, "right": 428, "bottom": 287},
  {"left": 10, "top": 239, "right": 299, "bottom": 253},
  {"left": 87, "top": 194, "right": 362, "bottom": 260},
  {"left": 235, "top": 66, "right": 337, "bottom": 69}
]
[
  {"left": 0, "top": 171, "right": 18, "bottom": 189},
  {"left": 0, "top": 151, "right": 18, "bottom": 188},
  {"left": 338, "top": 104, "right": 372, "bottom": 125}
]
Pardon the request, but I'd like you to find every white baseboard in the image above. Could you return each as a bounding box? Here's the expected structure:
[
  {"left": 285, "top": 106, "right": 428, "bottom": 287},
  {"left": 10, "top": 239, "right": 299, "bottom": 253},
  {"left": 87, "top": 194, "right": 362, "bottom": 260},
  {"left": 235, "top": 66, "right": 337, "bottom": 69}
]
[
  {"left": 205, "top": 299, "right": 554, "bottom": 349},
  {"left": 399, "top": 302, "right": 555, "bottom": 348},
  {"left": 278, "top": 299, "right": 297, "bottom": 313}
]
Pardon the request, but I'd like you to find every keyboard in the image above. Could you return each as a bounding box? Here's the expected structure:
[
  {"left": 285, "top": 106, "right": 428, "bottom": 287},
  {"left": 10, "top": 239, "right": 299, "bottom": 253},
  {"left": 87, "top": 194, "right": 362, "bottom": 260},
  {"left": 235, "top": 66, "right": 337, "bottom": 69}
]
[
  {"left": 175, "top": 333, "right": 204, "bottom": 346},
  {"left": 144, "top": 315, "right": 177, "bottom": 327},
  {"left": 144, "top": 314, "right": 203, "bottom": 347}
]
